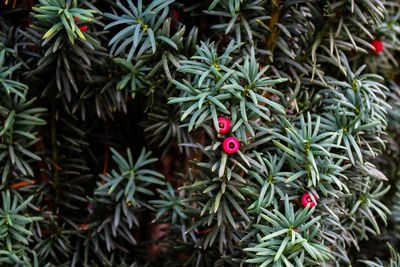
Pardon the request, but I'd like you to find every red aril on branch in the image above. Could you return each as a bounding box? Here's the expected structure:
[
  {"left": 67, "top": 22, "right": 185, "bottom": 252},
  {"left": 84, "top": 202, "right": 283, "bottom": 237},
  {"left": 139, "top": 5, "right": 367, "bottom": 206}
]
[
  {"left": 301, "top": 193, "right": 317, "bottom": 208},
  {"left": 223, "top": 137, "right": 239, "bottom": 154},
  {"left": 74, "top": 17, "right": 87, "bottom": 32},
  {"left": 166, "top": 10, "right": 179, "bottom": 27},
  {"left": 214, "top": 117, "right": 230, "bottom": 133},
  {"left": 370, "top": 39, "right": 383, "bottom": 54}
]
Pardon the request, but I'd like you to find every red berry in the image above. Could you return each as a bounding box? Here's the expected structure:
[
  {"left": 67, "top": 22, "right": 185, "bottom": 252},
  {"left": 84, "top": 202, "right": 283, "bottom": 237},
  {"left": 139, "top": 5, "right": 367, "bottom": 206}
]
[
  {"left": 301, "top": 193, "right": 317, "bottom": 208},
  {"left": 214, "top": 117, "right": 230, "bottom": 133},
  {"left": 166, "top": 10, "right": 179, "bottom": 27},
  {"left": 79, "top": 26, "right": 87, "bottom": 32},
  {"left": 223, "top": 137, "right": 239, "bottom": 154},
  {"left": 370, "top": 39, "right": 383, "bottom": 54},
  {"left": 173, "top": 10, "right": 179, "bottom": 20},
  {"left": 74, "top": 17, "right": 87, "bottom": 32}
]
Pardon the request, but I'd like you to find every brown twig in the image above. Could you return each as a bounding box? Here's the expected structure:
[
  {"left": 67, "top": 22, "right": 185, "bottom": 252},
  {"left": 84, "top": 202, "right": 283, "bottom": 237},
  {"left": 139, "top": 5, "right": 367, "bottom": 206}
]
[{"left": 264, "top": 0, "right": 282, "bottom": 66}]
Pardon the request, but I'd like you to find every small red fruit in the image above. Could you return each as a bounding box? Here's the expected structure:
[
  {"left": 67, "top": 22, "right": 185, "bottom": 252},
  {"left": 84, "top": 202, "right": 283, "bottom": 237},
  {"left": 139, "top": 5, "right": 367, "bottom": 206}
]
[
  {"left": 166, "top": 10, "right": 179, "bottom": 27},
  {"left": 79, "top": 25, "right": 88, "bottom": 32},
  {"left": 223, "top": 137, "right": 239, "bottom": 154},
  {"left": 214, "top": 117, "right": 230, "bottom": 133},
  {"left": 370, "top": 39, "right": 383, "bottom": 54},
  {"left": 173, "top": 10, "right": 179, "bottom": 20},
  {"left": 74, "top": 17, "right": 87, "bottom": 32},
  {"left": 301, "top": 193, "right": 317, "bottom": 208}
]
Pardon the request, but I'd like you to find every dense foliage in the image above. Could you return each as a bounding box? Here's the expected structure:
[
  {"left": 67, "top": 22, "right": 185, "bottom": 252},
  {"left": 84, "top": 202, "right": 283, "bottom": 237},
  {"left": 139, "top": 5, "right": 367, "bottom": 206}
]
[{"left": 1, "top": 0, "right": 400, "bottom": 266}]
